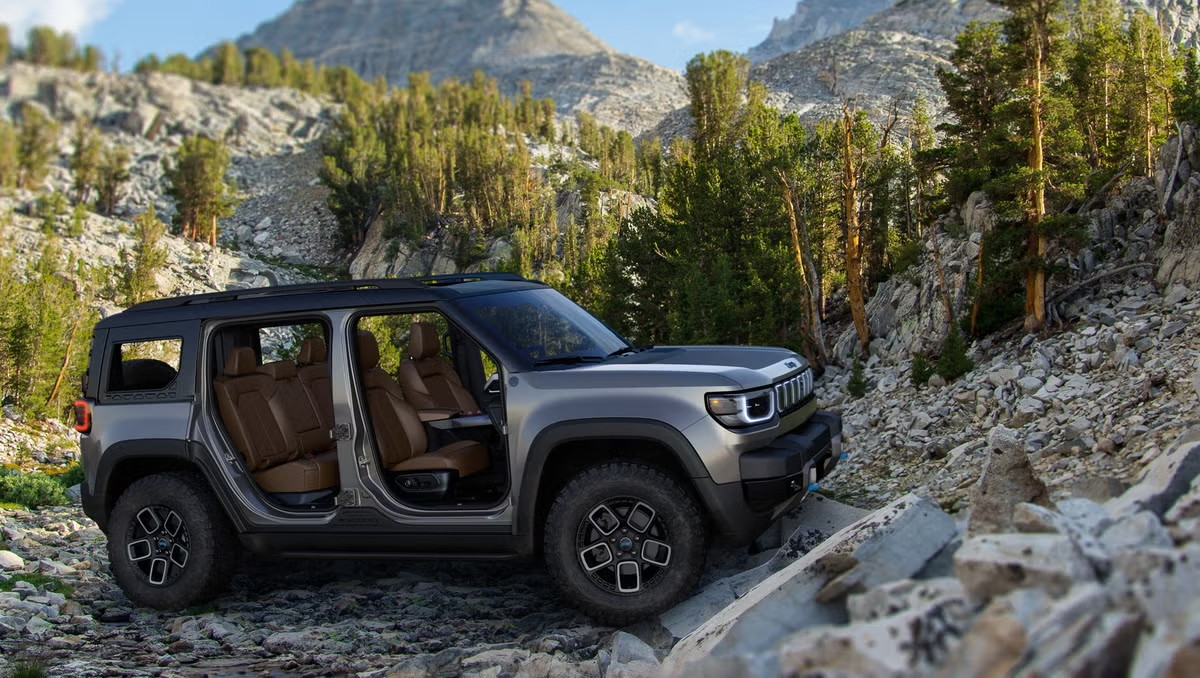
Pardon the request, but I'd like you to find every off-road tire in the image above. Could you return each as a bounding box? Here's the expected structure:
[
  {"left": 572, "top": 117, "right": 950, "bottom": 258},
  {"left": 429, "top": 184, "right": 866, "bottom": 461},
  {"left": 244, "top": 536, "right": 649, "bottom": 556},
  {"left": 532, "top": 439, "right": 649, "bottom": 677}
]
[
  {"left": 544, "top": 462, "right": 706, "bottom": 625},
  {"left": 107, "top": 471, "right": 238, "bottom": 610}
]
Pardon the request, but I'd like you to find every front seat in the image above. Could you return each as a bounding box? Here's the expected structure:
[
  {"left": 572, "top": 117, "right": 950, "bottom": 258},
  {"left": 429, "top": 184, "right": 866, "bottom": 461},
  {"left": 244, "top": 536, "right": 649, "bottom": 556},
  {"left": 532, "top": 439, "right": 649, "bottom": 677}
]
[
  {"left": 398, "top": 321, "right": 479, "bottom": 412},
  {"left": 357, "top": 330, "right": 488, "bottom": 479}
]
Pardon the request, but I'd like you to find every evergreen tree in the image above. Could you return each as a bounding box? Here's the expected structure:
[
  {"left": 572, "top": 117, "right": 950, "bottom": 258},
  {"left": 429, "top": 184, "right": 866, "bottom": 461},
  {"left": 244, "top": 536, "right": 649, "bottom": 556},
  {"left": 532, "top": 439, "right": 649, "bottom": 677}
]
[
  {"left": 119, "top": 207, "right": 169, "bottom": 306},
  {"left": 163, "top": 136, "right": 238, "bottom": 246},
  {"left": 1066, "top": 0, "right": 1124, "bottom": 168},
  {"left": 1118, "top": 11, "right": 1176, "bottom": 176},
  {"left": 26, "top": 26, "right": 74, "bottom": 66},
  {"left": 96, "top": 145, "right": 131, "bottom": 216},
  {"left": 69, "top": 120, "right": 102, "bottom": 204},
  {"left": 36, "top": 191, "right": 66, "bottom": 234},
  {"left": 79, "top": 45, "right": 102, "bottom": 72},
  {"left": 935, "top": 324, "right": 974, "bottom": 381},
  {"left": 16, "top": 103, "right": 59, "bottom": 189},
  {"left": 847, "top": 358, "right": 868, "bottom": 398},
  {"left": 68, "top": 203, "right": 87, "bottom": 237},
  {"left": 685, "top": 50, "right": 750, "bottom": 160},
  {"left": 1176, "top": 48, "right": 1200, "bottom": 124},
  {"left": 211, "top": 41, "right": 245, "bottom": 86},
  {"left": 244, "top": 47, "right": 283, "bottom": 88}
]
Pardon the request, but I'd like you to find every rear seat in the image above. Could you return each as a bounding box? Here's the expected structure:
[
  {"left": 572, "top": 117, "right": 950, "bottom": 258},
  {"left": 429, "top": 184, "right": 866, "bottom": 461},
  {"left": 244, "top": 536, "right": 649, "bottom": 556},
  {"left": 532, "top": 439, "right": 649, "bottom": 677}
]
[
  {"left": 213, "top": 347, "right": 339, "bottom": 495},
  {"left": 296, "top": 337, "right": 334, "bottom": 433}
]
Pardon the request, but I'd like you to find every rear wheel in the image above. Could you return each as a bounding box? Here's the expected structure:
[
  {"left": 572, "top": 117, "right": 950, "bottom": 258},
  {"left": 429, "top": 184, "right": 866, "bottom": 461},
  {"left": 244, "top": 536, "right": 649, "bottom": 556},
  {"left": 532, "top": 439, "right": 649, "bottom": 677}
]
[
  {"left": 544, "top": 462, "right": 705, "bottom": 625},
  {"left": 107, "top": 472, "right": 238, "bottom": 610}
]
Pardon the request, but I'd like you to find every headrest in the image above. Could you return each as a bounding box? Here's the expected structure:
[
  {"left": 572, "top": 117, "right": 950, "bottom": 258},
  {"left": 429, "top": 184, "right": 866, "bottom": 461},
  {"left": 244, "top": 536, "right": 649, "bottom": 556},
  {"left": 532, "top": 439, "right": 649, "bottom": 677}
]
[
  {"left": 257, "top": 360, "right": 297, "bottom": 380},
  {"left": 408, "top": 321, "right": 440, "bottom": 360},
  {"left": 356, "top": 330, "right": 380, "bottom": 369},
  {"left": 297, "top": 336, "right": 327, "bottom": 365},
  {"left": 224, "top": 347, "right": 259, "bottom": 377}
]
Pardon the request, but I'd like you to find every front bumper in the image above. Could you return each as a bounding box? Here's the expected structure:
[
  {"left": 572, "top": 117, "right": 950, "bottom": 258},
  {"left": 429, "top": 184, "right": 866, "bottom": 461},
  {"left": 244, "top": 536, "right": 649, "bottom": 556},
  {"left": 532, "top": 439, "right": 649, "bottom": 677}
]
[{"left": 695, "top": 411, "right": 843, "bottom": 545}]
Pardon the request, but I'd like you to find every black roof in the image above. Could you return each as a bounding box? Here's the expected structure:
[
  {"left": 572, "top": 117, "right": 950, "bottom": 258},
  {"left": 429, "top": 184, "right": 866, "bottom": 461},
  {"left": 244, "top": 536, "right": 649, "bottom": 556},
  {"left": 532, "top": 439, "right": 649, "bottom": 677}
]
[{"left": 95, "top": 273, "right": 547, "bottom": 329}]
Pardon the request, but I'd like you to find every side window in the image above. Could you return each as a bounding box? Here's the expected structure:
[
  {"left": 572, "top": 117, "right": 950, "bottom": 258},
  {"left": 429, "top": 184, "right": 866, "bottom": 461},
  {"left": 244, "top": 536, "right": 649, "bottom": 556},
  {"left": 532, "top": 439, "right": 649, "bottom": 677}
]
[
  {"left": 358, "top": 312, "right": 449, "bottom": 374},
  {"left": 108, "top": 338, "right": 182, "bottom": 392},
  {"left": 260, "top": 322, "right": 325, "bottom": 363}
]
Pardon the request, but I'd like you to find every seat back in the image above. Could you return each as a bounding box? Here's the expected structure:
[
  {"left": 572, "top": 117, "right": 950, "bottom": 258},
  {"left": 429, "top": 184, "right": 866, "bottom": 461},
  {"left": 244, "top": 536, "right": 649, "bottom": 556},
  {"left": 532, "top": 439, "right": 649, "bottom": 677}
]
[
  {"left": 398, "top": 321, "right": 479, "bottom": 412},
  {"left": 357, "top": 330, "right": 428, "bottom": 467},
  {"left": 258, "top": 359, "right": 332, "bottom": 457},
  {"left": 213, "top": 347, "right": 292, "bottom": 472},
  {"left": 296, "top": 337, "right": 335, "bottom": 433}
]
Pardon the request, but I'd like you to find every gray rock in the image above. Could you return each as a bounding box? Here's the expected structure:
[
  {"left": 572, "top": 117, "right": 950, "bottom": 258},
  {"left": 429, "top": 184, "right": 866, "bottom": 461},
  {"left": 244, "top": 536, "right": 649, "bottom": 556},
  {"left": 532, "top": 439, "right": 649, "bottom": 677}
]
[
  {"left": 1107, "top": 426, "right": 1200, "bottom": 518},
  {"left": 1101, "top": 511, "right": 1174, "bottom": 551},
  {"left": 603, "top": 631, "right": 659, "bottom": 678},
  {"left": 966, "top": 427, "right": 1050, "bottom": 537},
  {"left": 0, "top": 550, "right": 25, "bottom": 571},
  {"left": 663, "top": 494, "right": 956, "bottom": 676},
  {"left": 954, "top": 533, "right": 1096, "bottom": 603}
]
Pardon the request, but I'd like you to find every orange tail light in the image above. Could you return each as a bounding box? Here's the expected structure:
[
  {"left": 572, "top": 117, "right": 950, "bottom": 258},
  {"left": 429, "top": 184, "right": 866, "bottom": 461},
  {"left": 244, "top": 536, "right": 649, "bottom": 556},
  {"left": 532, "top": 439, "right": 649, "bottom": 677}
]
[{"left": 73, "top": 399, "right": 92, "bottom": 434}]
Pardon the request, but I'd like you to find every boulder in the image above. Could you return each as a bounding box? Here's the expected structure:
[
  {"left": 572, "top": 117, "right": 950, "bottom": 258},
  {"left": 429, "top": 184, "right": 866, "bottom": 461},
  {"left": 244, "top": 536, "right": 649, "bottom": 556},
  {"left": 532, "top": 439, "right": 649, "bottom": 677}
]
[
  {"left": 1107, "top": 426, "right": 1200, "bottom": 519},
  {"left": 966, "top": 426, "right": 1050, "bottom": 537},
  {"left": 954, "top": 533, "right": 1095, "bottom": 603},
  {"left": 0, "top": 551, "right": 25, "bottom": 571},
  {"left": 663, "top": 494, "right": 956, "bottom": 676},
  {"left": 1012, "top": 502, "right": 1110, "bottom": 575},
  {"left": 1101, "top": 511, "right": 1173, "bottom": 552},
  {"left": 775, "top": 585, "right": 972, "bottom": 676},
  {"left": 1109, "top": 546, "right": 1200, "bottom": 678},
  {"left": 602, "top": 632, "right": 660, "bottom": 678}
]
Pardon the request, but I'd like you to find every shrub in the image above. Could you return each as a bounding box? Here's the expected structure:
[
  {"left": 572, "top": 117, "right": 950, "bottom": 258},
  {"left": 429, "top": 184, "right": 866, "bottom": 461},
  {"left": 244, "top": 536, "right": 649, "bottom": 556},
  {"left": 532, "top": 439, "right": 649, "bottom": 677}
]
[
  {"left": 935, "top": 324, "right": 974, "bottom": 382},
  {"left": 911, "top": 352, "right": 933, "bottom": 386},
  {"left": 47, "top": 462, "right": 84, "bottom": 489},
  {"left": 0, "top": 473, "right": 69, "bottom": 508},
  {"left": 847, "top": 358, "right": 868, "bottom": 398}
]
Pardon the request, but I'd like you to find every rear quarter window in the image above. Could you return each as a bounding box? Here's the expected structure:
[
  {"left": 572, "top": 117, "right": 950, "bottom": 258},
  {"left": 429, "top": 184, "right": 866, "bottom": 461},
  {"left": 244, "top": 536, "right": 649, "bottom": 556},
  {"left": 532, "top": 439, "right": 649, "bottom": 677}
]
[{"left": 108, "top": 338, "right": 183, "bottom": 392}]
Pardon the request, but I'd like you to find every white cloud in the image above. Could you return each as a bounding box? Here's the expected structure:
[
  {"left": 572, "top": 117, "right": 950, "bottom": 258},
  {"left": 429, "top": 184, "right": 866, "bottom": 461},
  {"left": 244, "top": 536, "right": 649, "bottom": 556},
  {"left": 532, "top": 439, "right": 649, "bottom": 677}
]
[
  {"left": 672, "top": 20, "right": 716, "bottom": 44},
  {"left": 0, "top": 0, "right": 120, "bottom": 40}
]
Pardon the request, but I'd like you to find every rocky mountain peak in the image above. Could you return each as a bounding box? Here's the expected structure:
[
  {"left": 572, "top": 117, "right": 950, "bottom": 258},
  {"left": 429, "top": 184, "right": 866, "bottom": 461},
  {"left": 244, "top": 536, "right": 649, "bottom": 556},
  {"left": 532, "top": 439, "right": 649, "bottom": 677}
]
[
  {"left": 231, "top": 0, "right": 686, "bottom": 135},
  {"left": 748, "top": 0, "right": 897, "bottom": 63}
]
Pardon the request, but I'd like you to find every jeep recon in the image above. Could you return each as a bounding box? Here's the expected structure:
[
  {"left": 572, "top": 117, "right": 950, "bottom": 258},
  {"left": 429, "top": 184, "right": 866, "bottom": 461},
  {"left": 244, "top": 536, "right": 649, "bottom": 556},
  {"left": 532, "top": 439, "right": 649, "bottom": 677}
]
[{"left": 75, "top": 274, "right": 842, "bottom": 623}]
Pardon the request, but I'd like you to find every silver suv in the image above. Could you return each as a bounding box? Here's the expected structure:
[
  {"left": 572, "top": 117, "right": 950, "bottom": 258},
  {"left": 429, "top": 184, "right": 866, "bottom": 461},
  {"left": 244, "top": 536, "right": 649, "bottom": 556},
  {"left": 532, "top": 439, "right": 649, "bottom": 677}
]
[{"left": 74, "top": 274, "right": 841, "bottom": 623}]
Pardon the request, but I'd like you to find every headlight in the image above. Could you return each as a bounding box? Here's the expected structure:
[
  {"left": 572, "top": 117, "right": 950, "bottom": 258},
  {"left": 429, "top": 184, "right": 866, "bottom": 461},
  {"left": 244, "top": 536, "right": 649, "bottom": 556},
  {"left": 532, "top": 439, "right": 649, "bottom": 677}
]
[{"left": 706, "top": 387, "right": 775, "bottom": 428}]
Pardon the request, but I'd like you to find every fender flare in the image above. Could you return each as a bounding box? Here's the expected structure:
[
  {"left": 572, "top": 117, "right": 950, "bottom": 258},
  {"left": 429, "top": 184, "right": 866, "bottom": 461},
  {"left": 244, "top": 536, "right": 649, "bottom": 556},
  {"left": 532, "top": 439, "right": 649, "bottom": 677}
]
[{"left": 516, "top": 418, "right": 710, "bottom": 544}]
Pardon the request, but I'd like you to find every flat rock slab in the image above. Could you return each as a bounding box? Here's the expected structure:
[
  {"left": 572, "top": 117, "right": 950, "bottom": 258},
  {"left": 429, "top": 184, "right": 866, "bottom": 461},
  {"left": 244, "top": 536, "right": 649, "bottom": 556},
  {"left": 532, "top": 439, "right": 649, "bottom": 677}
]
[
  {"left": 1107, "top": 426, "right": 1200, "bottom": 518},
  {"left": 658, "top": 495, "right": 868, "bottom": 644},
  {"left": 954, "top": 533, "right": 1096, "bottom": 603},
  {"left": 663, "top": 494, "right": 956, "bottom": 676}
]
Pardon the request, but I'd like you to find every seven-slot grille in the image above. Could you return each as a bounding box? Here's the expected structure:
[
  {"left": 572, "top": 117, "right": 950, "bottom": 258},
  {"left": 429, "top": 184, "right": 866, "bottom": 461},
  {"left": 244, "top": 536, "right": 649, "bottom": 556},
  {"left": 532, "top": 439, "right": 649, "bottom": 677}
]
[{"left": 774, "top": 368, "right": 813, "bottom": 415}]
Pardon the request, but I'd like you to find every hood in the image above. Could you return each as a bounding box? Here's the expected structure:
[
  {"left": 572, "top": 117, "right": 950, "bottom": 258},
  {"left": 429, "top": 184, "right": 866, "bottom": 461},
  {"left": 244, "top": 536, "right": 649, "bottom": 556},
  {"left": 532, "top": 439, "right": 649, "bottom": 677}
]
[{"left": 522, "top": 345, "right": 809, "bottom": 391}]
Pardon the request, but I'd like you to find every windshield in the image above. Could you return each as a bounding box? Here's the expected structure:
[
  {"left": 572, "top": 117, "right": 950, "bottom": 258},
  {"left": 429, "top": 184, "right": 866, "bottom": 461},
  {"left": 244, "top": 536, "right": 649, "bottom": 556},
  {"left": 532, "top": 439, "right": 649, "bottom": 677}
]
[{"left": 456, "top": 288, "right": 629, "bottom": 366}]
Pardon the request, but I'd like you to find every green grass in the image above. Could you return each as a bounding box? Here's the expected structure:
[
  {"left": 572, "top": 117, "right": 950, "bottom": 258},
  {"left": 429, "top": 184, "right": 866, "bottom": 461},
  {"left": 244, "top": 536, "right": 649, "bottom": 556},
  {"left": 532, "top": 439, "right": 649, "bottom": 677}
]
[
  {"left": 0, "top": 573, "right": 73, "bottom": 598},
  {"left": 5, "top": 658, "right": 48, "bottom": 678}
]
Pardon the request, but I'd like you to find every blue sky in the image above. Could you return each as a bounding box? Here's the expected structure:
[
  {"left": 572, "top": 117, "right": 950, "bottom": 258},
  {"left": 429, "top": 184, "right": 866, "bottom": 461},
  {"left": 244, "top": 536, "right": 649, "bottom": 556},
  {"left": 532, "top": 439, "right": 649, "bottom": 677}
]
[{"left": 0, "top": 0, "right": 799, "bottom": 72}]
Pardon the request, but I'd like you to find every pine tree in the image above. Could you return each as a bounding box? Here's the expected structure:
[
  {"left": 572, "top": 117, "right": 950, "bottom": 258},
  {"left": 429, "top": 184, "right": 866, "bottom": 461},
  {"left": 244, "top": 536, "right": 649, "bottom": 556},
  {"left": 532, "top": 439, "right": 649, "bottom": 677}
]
[
  {"left": 26, "top": 26, "right": 72, "bottom": 66},
  {"left": 244, "top": 47, "right": 283, "bottom": 88},
  {"left": 685, "top": 50, "right": 749, "bottom": 160},
  {"left": 935, "top": 324, "right": 974, "bottom": 381},
  {"left": 211, "top": 42, "right": 245, "bottom": 86},
  {"left": 16, "top": 103, "right": 59, "bottom": 189},
  {"left": 1119, "top": 11, "right": 1176, "bottom": 177},
  {"left": 96, "top": 145, "right": 131, "bottom": 216},
  {"left": 1176, "top": 48, "right": 1200, "bottom": 124},
  {"left": 119, "top": 207, "right": 169, "bottom": 306},
  {"left": 68, "top": 203, "right": 87, "bottom": 237},
  {"left": 36, "top": 191, "right": 66, "bottom": 234},
  {"left": 842, "top": 103, "right": 871, "bottom": 354},
  {"left": 1066, "top": 0, "right": 1124, "bottom": 167},
  {"left": 847, "top": 358, "right": 868, "bottom": 398},
  {"left": 69, "top": 120, "right": 102, "bottom": 204},
  {"left": 163, "top": 136, "right": 238, "bottom": 246}
]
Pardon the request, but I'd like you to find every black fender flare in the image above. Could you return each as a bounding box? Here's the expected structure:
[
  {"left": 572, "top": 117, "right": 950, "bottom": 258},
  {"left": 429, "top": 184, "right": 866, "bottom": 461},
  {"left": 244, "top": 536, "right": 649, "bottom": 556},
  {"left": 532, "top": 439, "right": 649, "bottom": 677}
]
[
  {"left": 516, "top": 418, "right": 711, "bottom": 546},
  {"left": 87, "top": 439, "right": 246, "bottom": 533}
]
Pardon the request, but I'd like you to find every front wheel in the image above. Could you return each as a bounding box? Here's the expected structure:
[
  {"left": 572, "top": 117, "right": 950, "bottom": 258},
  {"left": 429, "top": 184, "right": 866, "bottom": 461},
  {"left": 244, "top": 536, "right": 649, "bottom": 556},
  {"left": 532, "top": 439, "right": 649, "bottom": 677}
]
[
  {"left": 544, "top": 462, "right": 706, "bottom": 625},
  {"left": 107, "top": 471, "right": 238, "bottom": 610}
]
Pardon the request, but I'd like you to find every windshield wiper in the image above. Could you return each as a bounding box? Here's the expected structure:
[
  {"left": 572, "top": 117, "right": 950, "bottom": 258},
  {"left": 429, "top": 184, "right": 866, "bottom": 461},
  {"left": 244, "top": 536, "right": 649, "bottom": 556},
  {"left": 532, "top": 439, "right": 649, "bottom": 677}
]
[
  {"left": 607, "top": 345, "right": 637, "bottom": 357},
  {"left": 533, "top": 355, "right": 607, "bottom": 367}
]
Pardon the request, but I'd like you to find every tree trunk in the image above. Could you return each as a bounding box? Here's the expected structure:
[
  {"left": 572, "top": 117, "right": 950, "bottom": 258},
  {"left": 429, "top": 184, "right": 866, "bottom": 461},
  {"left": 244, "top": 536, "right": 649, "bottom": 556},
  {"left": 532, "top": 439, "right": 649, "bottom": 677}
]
[
  {"left": 930, "top": 229, "right": 954, "bottom": 330},
  {"left": 842, "top": 104, "right": 870, "bottom": 354},
  {"left": 777, "top": 170, "right": 828, "bottom": 364},
  {"left": 45, "top": 311, "right": 83, "bottom": 408},
  {"left": 970, "top": 237, "right": 985, "bottom": 336},
  {"left": 1024, "top": 26, "right": 1047, "bottom": 334},
  {"left": 210, "top": 214, "right": 217, "bottom": 248}
]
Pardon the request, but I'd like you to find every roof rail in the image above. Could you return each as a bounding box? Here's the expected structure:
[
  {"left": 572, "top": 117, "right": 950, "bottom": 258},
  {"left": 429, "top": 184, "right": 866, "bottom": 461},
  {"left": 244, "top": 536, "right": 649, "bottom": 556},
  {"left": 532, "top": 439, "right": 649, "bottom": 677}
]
[
  {"left": 414, "top": 272, "right": 532, "bottom": 286},
  {"left": 123, "top": 274, "right": 537, "bottom": 313},
  {"left": 125, "top": 279, "right": 427, "bottom": 312}
]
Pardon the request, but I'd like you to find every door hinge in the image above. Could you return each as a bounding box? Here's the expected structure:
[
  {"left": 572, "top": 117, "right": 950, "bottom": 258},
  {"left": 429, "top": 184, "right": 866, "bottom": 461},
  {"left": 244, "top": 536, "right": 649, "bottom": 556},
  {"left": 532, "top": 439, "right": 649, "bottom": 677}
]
[{"left": 331, "top": 424, "right": 351, "bottom": 441}]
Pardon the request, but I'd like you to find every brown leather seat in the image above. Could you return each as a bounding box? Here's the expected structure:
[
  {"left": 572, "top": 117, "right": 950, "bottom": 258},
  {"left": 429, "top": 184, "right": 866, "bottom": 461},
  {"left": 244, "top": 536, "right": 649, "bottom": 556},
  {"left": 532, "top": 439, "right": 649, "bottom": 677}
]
[
  {"left": 398, "top": 322, "right": 479, "bottom": 412},
  {"left": 357, "top": 330, "right": 488, "bottom": 478},
  {"left": 213, "top": 347, "right": 339, "bottom": 494},
  {"left": 296, "top": 337, "right": 335, "bottom": 433}
]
